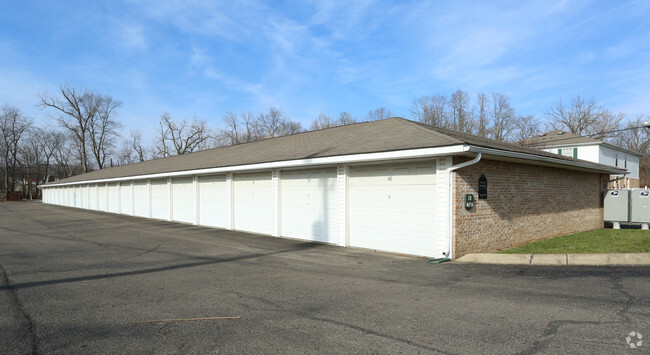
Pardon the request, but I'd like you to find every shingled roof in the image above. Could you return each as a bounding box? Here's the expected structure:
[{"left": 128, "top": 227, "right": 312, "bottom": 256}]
[
  {"left": 48, "top": 117, "right": 624, "bottom": 185},
  {"left": 521, "top": 130, "right": 600, "bottom": 147}
]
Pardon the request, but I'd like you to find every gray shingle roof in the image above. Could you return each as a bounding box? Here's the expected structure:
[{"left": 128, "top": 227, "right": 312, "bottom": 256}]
[
  {"left": 521, "top": 130, "right": 600, "bottom": 147},
  {"left": 48, "top": 118, "right": 622, "bottom": 185}
]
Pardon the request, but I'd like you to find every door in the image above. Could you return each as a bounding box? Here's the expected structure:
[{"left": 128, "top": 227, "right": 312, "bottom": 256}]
[
  {"left": 198, "top": 175, "right": 228, "bottom": 228},
  {"left": 133, "top": 180, "right": 149, "bottom": 217},
  {"left": 107, "top": 183, "right": 119, "bottom": 213},
  {"left": 280, "top": 168, "right": 338, "bottom": 243},
  {"left": 150, "top": 179, "right": 169, "bottom": 220},
  {"left": 172, "top": 177, "right": 195, "bottom": 224},
  {"left": 349, "top": 161, "right": 436, "bottom": 257},
  {"left": 233, "top": 172, "right": 272, "bottom": 234},
  {"left": 120, "top": 182, "right": 133, "bottom": 215}
]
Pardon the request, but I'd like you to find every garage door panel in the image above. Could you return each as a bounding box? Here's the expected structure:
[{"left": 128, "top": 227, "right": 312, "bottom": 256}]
[
  {"left": 107, "top": 183, "right": 119, "bottom": 213},
  {"left": 349, "top": 162, "right": 436, "bottom": 257},
  {"left": 172, "top": 177, "right": 195, "bottom": 224},
  {"left": 120, "top": 183, "right": 133, "bottom": 215},
  {"left": 151, "top": 179, "right": 169, "bottom": 220},
  {"left": 133, "top": 181, "right": 149, "bottom": 217},
  {"left": 97, "top": 185, "right": 107, "bottom": 211},
  {"left": 281, "top": 168, "right": 337, "bottom": 244},
  {"left": 234, "top": 172, "right": 272, "bottom": 234},
  {"left": 199, "top": 175, "right": 228, "bottom": 228}
]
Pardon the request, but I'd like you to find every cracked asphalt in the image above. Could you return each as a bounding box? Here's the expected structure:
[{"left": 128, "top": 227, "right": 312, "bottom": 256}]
[{"left": 1, "top": 201, "right": 649, "bottom": 354}]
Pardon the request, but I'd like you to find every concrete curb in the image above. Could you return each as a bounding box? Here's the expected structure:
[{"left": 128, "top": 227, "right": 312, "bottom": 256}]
[{"left": 455, "top": 253, "right": 650, "bottom": 266}]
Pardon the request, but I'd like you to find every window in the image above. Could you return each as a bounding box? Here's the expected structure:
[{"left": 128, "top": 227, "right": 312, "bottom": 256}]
[
  {"left": 558, "top": 148, "right": 577, "bottom": 158},
  {"left": 615, "top": 154, "right": 618, "bottom": 167}
]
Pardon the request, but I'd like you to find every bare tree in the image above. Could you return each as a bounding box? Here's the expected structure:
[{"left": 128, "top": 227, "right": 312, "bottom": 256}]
[
  {"left": 155, "top": 113, "right": 213, "bottom": 157},
  {"left": 411, "top": 95, "right": 448, "bottom": 127},
  {"left": 450, "top": 90, "right": 473, "bottom": 133},
  {"left": 366, "top": 107, "right": 393, "bottom": 121},
  {"left": 489, "top": 93, "right": 516, "bottom": 141},
  {"left": 613, "top": 116, "right": 650, "bottom": 155},
  {"left": 39, "top": 85, "right": 122, "bottom": 173},
  {"left": 221, "top": 111, "right": 259, "bottom": 145},
  {"left": 546, "top": 95, "right": 622, "bottom": 139},
  {"left": 310, "top": 112, "right": 357, "bottom": 131},
  {"left": 311, "top": 113, "right": 334, "bottom": 130},
  {"left": 337, "top": 112, "right": 357, "bottom": 125},
  {"left": 256, "top": 107, "right": 302, "bottom": 138},
  {"left": 52, "top": 134, "right": 79, "bottom": 178},
  {"left": 512, "top": 115, "right": 541, "bottom": 143},
  {"left": 88, "top": 96, "right": 122, "bottom": 169},
  {"left": 129, "top": 130, "right": 147, "bottom": 162},
  {"left": 475, "top": 92, "right": 489, "bottom": 137},
  {"left": 40, "top": 129, "right": 65, "bottom": 182},
  {"left": 0, "top": 104, "right": 32, "bottom": 193},
  {"left": 19, "top": 130, "right": 44, "bottom": 199}
]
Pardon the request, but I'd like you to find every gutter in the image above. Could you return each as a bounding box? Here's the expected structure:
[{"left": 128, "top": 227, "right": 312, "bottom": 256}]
[{"left": 445, "top": 153, "right": 482, "bottom": 259}]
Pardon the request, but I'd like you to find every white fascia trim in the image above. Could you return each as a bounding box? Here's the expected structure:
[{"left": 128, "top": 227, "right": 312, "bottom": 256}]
[
  {"left": 468, "top": 146, "right": 627, "bottom": 174},
  {"left": 43, "top": 145, "right": 470, "bottom": 187}
]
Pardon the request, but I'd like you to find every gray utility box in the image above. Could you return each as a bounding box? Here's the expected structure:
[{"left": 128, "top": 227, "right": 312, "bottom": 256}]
[
  {"left": 630, "top": 190, "right": 650, "bottom": 223},
  {"left": 604, "top": 190, "right": 629, "bottom": 222}
]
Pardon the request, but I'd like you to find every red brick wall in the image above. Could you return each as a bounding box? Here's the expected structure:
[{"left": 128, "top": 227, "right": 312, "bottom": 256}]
[{"left": 453, "top": 158, "right": 605, "bottom": 257}]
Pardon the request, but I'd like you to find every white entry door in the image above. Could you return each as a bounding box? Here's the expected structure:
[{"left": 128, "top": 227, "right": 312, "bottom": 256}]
[
  {"left": 280, "top": 168, "right": 338, "bottom": 243},
  {"left": 233, "top": 172, "right": 272, "bottom": 235},
  {"left": 349, "top": 161, "right": 436, "bottom": 257}
]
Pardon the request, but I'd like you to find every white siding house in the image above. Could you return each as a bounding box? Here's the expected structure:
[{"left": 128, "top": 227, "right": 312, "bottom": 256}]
[{"left": 524, "top": 130, "right": 642, "bottom": 188}]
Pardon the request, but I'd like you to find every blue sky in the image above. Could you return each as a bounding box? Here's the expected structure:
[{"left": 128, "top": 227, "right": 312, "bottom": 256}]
[{"left": 1, "top": 0, "right": 649, "bottom": 139}]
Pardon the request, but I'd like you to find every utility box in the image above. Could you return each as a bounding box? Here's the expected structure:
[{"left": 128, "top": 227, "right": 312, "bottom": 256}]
[
  {"left": 604, "top": 190, "right": 629, "bottom": 222},
  {"left": 630, "top": 190, "right": 650, "bottom": 223}
]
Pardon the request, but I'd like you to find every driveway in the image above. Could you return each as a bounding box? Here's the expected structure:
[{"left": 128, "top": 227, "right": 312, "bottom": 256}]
[{"left": 1, "top": 202, "right": 648, "bottom": 354}]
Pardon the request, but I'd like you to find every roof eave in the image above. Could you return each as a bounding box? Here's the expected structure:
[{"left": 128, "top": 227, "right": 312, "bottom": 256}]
[
  {"left": 42, "top": 144, "right": 471, "bottom": 187},
  {"left": 467, "top": 146, "right": 627, "bottom": 175}
]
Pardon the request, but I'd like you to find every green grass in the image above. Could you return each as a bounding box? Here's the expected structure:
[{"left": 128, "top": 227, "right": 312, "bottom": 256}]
[{"left": 499, "top": 229, "right": 650, "bottom": 254}]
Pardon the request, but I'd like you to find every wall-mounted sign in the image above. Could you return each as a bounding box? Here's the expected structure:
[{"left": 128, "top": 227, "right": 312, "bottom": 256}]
[
  {"left": 465, "top": 194, "right": 475, "bottom": 210},
  {"left": 478, "top": 174, "right": 488, "bottom": 200}
]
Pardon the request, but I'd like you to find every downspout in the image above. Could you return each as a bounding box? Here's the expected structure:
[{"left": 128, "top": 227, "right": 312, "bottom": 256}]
[{"left": 445, "top": 152, "right": 482, "bottom": 259}]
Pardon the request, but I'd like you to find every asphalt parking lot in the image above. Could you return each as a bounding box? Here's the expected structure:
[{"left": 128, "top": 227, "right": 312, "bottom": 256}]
[{"left": 1, "top": 202, "right": 648, "bottom": 354}]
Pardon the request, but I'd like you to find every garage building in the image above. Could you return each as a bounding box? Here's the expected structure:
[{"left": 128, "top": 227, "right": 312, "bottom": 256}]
[{"left": 41, "top": 118, "right": 624, "bottom": 259}]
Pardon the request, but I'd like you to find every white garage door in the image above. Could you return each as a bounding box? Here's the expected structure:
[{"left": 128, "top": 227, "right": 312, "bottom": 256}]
[
  {"left": 198, "top": 175, "right": 228, "bottom": 228},
  {"left": 133, "top": 180, "right": 149, "bottom": 217},
  {"left": 120, "top": 182, "right": 133, "bottom": 215},
  {"left": 88, "top": 184, "right": 98, "bottom": 210},
  {"left": 281, "top": 168, "right": 338, "bottom": 243},
  {"left": 98, "top": 184, "right": 107, "bottom": 211},
  {"left": 349, "top": 161, "right": 436, "bottom": 257},
  {"left": 172, "top": 177, "right": 195, "bottom": 224},
  {"left": 151, "top": 179, "right": 169, "bottom": 220},
  {"left": 73, "top": 186, "right": 82, "bottom": 208},
  {"left": 107, "top": 183, "right": 119, "bottom": 213},
  {"left": 234, "top": 172, "right": 272, "bottom": 235}
]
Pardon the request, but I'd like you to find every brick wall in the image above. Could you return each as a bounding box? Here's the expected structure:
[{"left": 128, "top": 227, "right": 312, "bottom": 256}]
[{"left": 453, "top": 158, "right": 605, "bottom": 258}]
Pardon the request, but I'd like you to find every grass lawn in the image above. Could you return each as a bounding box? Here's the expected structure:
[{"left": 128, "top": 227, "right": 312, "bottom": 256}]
[{"left": 499, "top": 229, "right": 650, "bottom": 254}]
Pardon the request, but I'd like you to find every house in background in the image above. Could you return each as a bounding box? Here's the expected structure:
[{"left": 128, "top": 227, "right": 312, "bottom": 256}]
[{"left": 523, "top": 130, "right": 642, "bottom": 189}]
